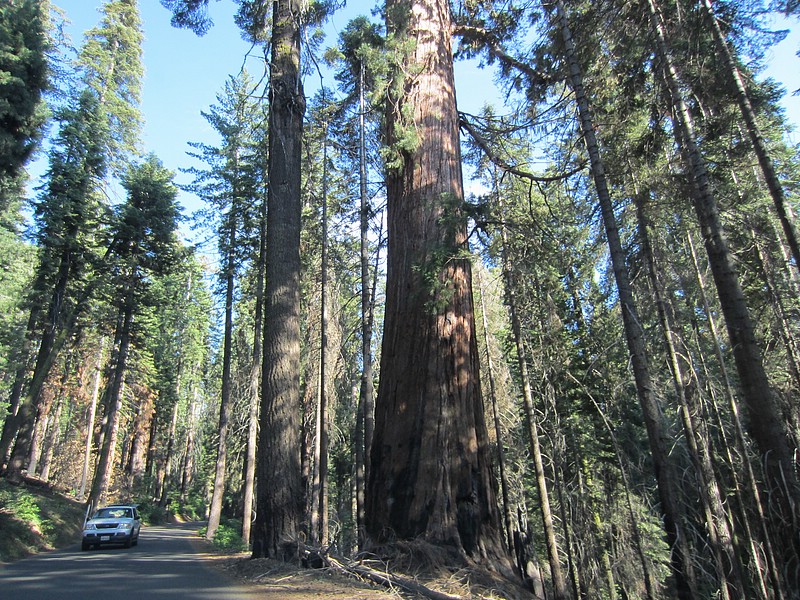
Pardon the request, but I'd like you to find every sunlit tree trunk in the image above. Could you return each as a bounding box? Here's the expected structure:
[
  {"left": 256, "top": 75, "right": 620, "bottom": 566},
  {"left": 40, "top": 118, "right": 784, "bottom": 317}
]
[
  {"left": 207, "top": 212, "right": 237, "bottom": 541},
  {"left": 242, "top": 185, "right": 266, "bottom": 547},
  {"left": 88, "top": 302, "right": 133, "bottom": 510},
  {"left": 38, "top": 392, "right": 64, "bottom": 482},
  {"left": 79, "top": 340, "right": 105, "bottom": 500},
  {"left": 366, "top": 0, "right": 510, "bottom": 571}
]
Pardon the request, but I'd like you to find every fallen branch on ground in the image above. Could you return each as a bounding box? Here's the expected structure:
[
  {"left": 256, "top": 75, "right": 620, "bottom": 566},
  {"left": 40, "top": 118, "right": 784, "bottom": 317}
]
[{"left": 323, "top": 553, "right": 465, "bottom": 600}]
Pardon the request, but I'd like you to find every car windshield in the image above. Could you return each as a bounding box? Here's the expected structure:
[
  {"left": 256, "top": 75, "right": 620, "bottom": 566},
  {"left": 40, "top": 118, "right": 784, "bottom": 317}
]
[{"left": 94, "top": 508, "right": 132, "bottom": 519}]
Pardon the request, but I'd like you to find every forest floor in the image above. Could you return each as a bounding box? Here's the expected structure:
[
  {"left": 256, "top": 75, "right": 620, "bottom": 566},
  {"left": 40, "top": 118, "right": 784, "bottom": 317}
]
[
  {"left": 206, "top": 546, "right": 532, "bottom": 599},
  {"left": 0, "top": 478, "right": 531, "bottom": 599}
]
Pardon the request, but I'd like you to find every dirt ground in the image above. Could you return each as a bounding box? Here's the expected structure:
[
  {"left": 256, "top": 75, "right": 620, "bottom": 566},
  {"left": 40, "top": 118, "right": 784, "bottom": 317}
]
[
  {"left": 205, "top": 551, "right": 402, "bottom": 598},
  {"left": 206, "top": 549, "right": 533, "bottom": 600}
]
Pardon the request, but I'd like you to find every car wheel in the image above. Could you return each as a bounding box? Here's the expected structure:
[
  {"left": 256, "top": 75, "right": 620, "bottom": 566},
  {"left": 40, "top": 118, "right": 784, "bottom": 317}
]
[
  {"left": 81, "top": 542, "right": 91, "bottom": 551},
  {"left": 123, "top": 537, "right": 132, "bottom": 548}
]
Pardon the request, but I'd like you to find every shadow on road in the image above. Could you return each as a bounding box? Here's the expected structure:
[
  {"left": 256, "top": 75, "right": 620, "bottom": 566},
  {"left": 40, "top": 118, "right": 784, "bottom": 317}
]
[{"left": 0, "top": 521, "right": 259, "bottom": 600}]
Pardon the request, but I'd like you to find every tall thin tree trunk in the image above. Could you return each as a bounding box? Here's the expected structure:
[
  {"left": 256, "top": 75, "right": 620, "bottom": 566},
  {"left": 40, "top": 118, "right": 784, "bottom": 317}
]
[
  {"left": 252, "top": 0, "right": 306, "bottom": 561},
  {"left": 356, "top": 59, "right": 376, "bottom": 551},
  {"left": 80, "top": 340, "right": 105, "bottom": 500},
  {"left": 500, "top": 218, "right": 567, "bottom": 598},
  {"left": 7, "top": 241, "right": 77, "bottom": 481},
  {"left": 686, "top": 232, "right": 784, "bottom": 599},
  {"left": 0, "top": 305, "right": 41, "bottom": 468},
  {"left": 699, "top": 0, "right": 800, "bottom": 271},
  {"left": 636, "top": 194, "right": 743, "bottom": 599},
  {"left": 28, "top": 354, "right": 70, "bottom": 477},
  {"left": 549, "top": 3, "right": 697, "bottom": 596},
  {"left": 180, "top": 382, "right": 199, "bottom": 504},
  {"left": 477, "top": 267, "right": 514, "bottom": 557},
  {"left": 242, "top": 186, "right": 266, "bottom": 547},
  {"left": 157, "top": 401, "right": 179, "bottom": 507},
  {"left": 207, "top": 219, "right": 237, "bottom": 541},
  {"left": 88, "top": 303, "right": 133, "bottom": 511},
  {"left": 645, "top": 0, "right": 800, "bottom": 572},
  {"left": 310, "top": 111, "right": 330, "bottom": 547},
  {"left": 38, "top": 393, "right": 64, "bottom": 482}
]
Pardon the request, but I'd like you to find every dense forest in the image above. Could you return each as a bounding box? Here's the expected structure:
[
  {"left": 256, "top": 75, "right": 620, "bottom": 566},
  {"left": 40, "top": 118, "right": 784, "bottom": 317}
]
[{"left": 1, "top": 0, "right": 799, "bottom": 598}]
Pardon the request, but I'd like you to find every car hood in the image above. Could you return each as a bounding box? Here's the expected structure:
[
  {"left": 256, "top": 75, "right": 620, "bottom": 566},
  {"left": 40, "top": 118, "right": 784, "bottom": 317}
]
[{"left": 85, "top": 517, "right": 135, "bottom": 526}]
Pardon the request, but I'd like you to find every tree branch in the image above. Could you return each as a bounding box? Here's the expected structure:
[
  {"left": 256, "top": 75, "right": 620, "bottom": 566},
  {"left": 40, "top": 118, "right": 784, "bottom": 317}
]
[{"left": 459, "top": 113, "right": 585, "bottom": 183}]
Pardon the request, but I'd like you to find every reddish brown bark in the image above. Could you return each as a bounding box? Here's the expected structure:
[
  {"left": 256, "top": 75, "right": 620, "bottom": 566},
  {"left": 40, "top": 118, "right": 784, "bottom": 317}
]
[{"left": 365, "top": 0, "right": 509, "bottom": 570}]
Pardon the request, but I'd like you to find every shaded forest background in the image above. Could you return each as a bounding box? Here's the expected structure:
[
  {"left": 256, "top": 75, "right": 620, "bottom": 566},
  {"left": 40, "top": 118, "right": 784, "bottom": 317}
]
[{"left": 2, "top": 0, "right": 800, "bottom": 599}]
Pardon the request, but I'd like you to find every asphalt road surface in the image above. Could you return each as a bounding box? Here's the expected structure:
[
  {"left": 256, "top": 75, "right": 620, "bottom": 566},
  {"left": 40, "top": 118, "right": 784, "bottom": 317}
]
[{"left": 0, "top": 521, "right": 261, "bottom": 600}]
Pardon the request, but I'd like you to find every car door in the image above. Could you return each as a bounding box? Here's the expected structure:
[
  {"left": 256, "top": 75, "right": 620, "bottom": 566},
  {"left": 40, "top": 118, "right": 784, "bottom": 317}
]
[{"left": 133, "top": 508, "right": 141, "bottom": 535}]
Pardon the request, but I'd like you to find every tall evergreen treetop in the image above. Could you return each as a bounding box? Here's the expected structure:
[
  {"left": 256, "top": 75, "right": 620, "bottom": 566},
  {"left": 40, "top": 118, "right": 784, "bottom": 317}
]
[
  {"left": 78, "top": 0, "right": 144, "bottom": 171},
  {"left": 33, "top": 88, "right": 107, "bottom": 293},
  {"left": 114, "top": 154, "right": 181, "bottom": 279}
]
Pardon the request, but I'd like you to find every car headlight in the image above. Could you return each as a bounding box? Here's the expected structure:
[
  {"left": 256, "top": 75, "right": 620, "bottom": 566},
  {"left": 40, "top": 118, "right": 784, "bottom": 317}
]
[
  {"left": 85, "top": 523, "right": 97, "bottom": 530},
  {"left": 119, "top": 522, "right": 133, "bottom": 530}
]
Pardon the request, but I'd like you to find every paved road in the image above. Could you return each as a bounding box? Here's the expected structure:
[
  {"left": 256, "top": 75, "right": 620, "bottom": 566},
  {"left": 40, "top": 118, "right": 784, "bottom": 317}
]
[{"left": 0, "top": 521, "right": 260, "bottom": 599}]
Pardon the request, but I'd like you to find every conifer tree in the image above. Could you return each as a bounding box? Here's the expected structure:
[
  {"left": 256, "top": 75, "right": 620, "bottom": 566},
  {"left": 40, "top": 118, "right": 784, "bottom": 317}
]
[
  {"left": 183, "top": 72, "right": 262, "bottom": 541},
  {"left": 77, "top": 0, "right": 144, "bottom": 173},
  {"left": 2, "top": 89, "right": 107, "bottom": 480},
  {"left": 0, "top": 0, "right": 48, "bottom": 209},
  {"left": 88, "top": 155, "right": 180, "bottom": 508}
]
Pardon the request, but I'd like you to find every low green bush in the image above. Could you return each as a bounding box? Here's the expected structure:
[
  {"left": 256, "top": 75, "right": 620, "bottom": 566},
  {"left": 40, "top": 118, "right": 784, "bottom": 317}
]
[{"left": 210, "top": 517, "right": 246, "bottom": 553}]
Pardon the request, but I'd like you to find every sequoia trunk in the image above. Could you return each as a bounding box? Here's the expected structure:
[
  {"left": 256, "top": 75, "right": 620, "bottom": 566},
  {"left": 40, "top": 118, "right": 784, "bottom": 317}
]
[{"left": 365, "top": 0, "right": 509, "bottom": 569}]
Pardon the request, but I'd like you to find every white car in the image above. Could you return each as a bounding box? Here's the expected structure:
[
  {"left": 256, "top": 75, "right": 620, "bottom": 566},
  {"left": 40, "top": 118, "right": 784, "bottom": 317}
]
[{"left": 81, "top": 505, "right": 141, "bottom": 550}]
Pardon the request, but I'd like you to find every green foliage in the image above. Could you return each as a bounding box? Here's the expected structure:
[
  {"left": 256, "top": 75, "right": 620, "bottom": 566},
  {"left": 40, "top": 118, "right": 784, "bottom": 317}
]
[
  {"left": 0, "top": 480, "right": 84, "bottom": 562},
  {"left": 169, "top": 488, "right": 207, "bottom": 521},
  {"left": 208, "top": 517, "right": 246, "bottom": 552},
  {"left": 0, "top": 0, "right": 48, "bottom": 206},
  {"left": 77, "top": 0, "right": 144, "bottom": 171},
  {"left": 125, "top": 498, "right": 166, "bottom": 524},
  {"left": 1, "top": 486, "right": 42, "bottom": 528}
]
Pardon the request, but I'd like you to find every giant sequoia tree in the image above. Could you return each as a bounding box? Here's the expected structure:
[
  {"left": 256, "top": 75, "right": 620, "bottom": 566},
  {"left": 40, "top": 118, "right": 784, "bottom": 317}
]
[{"left": 365, "top": 0, "right": 510, "bottom": 570}]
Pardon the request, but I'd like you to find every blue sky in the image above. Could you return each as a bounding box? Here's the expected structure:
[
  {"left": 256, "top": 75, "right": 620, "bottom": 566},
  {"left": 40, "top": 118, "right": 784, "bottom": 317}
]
[{"left": 45, "top": 1, "right": 800, "bottom": 225}]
